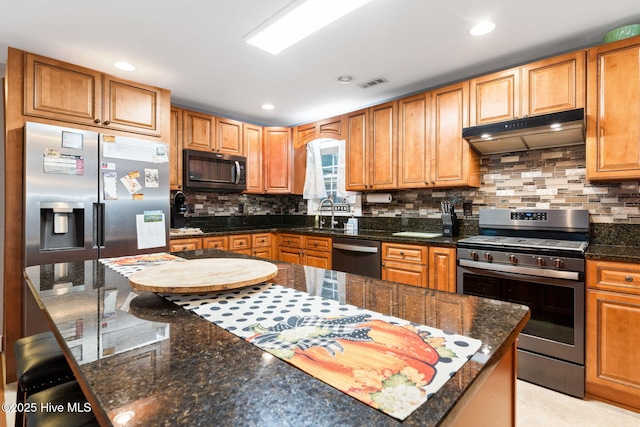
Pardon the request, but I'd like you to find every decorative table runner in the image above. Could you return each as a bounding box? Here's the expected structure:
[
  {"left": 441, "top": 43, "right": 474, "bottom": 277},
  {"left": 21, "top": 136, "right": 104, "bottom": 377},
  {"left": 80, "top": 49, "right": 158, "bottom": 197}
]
[{"left": 101, "top": 254, "right": 482, "bottom": 421}]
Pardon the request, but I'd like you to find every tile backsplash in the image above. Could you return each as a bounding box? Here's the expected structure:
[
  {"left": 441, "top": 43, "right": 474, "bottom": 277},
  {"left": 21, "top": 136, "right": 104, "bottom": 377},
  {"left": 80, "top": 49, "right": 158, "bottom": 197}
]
[{"left": 180, "top": 144, "right": 640, "bottom": 224}]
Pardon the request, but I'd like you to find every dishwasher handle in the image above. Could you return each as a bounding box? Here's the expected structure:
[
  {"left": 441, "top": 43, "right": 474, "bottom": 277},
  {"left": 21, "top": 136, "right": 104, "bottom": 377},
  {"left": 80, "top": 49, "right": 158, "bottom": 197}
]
[{"left": 332, "top": 242, "right": 379, "bottom": 253}]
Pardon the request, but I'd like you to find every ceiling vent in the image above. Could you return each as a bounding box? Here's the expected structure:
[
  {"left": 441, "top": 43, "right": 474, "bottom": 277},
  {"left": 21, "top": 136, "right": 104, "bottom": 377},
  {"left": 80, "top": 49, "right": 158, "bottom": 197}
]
[{"left": 358, "top": 77, "right": 388, "bottom": 89}]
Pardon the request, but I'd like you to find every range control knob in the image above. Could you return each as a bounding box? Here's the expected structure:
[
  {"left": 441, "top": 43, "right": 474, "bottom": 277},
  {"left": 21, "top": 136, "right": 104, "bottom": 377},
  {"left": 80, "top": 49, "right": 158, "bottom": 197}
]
[
  {"left": 508, "top": 254, "right": 518, "bottom": 265},
  {"left": 484, "top": 252, "right": 493, "bottom": 262},
  {"left": 554, "top": 258, "right": 564, "bottom": 268},
  {"left": 470, "top": 251, "right": 479, "bottom": 261},
  {"left": 536, "top": 257, "right": 546, "bottom": 267}
]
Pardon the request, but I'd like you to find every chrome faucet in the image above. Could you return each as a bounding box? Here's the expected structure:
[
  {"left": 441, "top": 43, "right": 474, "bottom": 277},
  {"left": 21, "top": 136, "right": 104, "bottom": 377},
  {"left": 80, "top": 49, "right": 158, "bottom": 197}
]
[{"left": 319, "top": 197, "right": 337, "bottom": 229}]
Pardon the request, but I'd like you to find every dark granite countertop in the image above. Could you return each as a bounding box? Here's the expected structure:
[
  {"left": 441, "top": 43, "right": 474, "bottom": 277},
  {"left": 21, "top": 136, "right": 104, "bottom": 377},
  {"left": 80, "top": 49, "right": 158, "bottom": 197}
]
[
  {"left": 586, "top": 244, "right": 640, "bottom": 263},
  {"left": 171, "top": 226, "right": 462, "bottom": 248},
  {"left": 24, "top": 250, "right": 529, "bottom": 427}
]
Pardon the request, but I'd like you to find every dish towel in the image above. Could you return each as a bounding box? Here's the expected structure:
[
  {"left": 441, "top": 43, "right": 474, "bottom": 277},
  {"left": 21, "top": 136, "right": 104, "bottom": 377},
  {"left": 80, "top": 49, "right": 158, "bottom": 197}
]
[{"left": 302, "top": 139, "right": 327, "bottom": 199}]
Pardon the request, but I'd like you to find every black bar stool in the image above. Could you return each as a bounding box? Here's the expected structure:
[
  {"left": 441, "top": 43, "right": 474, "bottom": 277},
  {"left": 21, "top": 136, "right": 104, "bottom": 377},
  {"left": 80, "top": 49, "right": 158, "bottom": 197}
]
[
  {"left": 14, "top": 331, "right": 75, "bottom": 427},
  {"left": 25, "top": 380, "right": 99, "bottom": 427}
]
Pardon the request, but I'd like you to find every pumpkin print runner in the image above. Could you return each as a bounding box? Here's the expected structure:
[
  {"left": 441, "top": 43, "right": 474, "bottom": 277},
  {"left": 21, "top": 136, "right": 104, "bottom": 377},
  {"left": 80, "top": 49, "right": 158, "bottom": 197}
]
[{"left": 165, "top": 282, "right": 482, "bottom": 420}]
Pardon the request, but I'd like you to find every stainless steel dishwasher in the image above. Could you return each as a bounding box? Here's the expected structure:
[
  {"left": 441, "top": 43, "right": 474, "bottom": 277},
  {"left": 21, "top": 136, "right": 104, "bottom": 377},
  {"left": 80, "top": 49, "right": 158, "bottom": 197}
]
[{"left": 331, "top": 237, "right": 381, "bottom": 279}]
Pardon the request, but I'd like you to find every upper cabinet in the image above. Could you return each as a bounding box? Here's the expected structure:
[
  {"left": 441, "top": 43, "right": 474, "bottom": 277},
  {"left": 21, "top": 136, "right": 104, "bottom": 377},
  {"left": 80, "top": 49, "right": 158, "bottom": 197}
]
[
  {"left": 182, "top": 109, "right": 243, "bottom": 155},
  {"left": 346, "top": 101, "right": 398, "bottom": 191},
  {"left": 587, "top": 36, "right": 640, "bottom": 180},
  {"left": 398, "top": 93, "right": 430, "bottom": 188},
  {"left": 169, "top": 106, "right": 183, "bottom": 190},
  {"left": 263, "top": 127, "right": 292, "bottom": 193},
  {"left": 469, "top": 51, "right": 585, "bottom": 126},
  {"left": 431, "top": 82, "right": 480, "bottom": 188},
  {"left": 24, "top": 52, "right": 167, "bottom": 137},
  {"left": 244, "top": 123, "right": 264, "bottom": 193},
  {"left": 293, "top": 115, "right": 345, "bottom": 149}
]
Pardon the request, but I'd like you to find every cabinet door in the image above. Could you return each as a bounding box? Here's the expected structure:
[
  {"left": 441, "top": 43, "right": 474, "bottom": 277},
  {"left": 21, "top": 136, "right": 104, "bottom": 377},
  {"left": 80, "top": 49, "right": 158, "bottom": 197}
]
[
  {"left": 252, "top": 247, "right": 273, "bottom": 259},
  {"left": 428, "top": 247, "right": 456, "bottom": 293},
  {"left": 169, "top": 107, "right": 183, "bottom": 190},
  {"left": 382, "top": 260, "right": 427, "bottom": 288},
  {"left": 398, "top": 93, "right": 430, "bottom": 188},
  {"left": 431, "top": 81, "right": 479, "bottom": 187},
  {"left": 229, "top": 234, "right": 251, "bottom": 251},
  {"left": 216, "top": 117, "right": 243, "bottom": 155},
  {"left": 304, "top": 249, "right": 331, "bottom": 270},
  {"left": 587, "top": 39, "right": 640, "bottom": 180},
  {"left": 469, "top": 68, "right": 520, "bottom": 126},
  {"left": 369, "top": 101, "right": 397, "bottom": 189},
  {"left": 279, "top": 246, "right": 301, "bottom": 264},
  {"left": 521, "top": 51, "right": 586, "bottom": 117},
  {"left": 24, "top": 52, "right": 102, "bottom": 126},
  {"left": 244, "top": 123, "right": 263, "bottom": 193},
  {"left": 102, "top": 75, "right": 162, "bottom": 136},
  {"left": 586, "top": 289, "right": 640, "bottom": 410},
  {"left": 263, "top": 127, "right": 292, "bottom": 193},
  {"left": 369, "top": 280, "right": 399, "bottom": 317},
  {"left": 183, "top": 110, "right": 214, "bottom": 151},
  {"left": 293, "top": 116, "right": 344, "bottom": 149},
  {"left": 345, "top": 109, "right": 369, "bottom": 190}
]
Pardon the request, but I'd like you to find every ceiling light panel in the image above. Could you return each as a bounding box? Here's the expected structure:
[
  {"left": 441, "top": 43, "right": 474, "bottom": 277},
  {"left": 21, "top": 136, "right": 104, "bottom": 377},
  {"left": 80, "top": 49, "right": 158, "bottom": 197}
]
[{"left": 245, "top": 0, "right": 372, "bottom": 55}]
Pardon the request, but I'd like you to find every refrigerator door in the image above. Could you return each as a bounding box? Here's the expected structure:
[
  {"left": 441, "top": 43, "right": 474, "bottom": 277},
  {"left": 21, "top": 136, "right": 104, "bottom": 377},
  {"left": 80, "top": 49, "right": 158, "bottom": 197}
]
[
  {"left": 24, "top": 122, "right": 99, "bottom": 266},
  {"left": 98, "top": 133, "right": 170, "bottom": 258}
]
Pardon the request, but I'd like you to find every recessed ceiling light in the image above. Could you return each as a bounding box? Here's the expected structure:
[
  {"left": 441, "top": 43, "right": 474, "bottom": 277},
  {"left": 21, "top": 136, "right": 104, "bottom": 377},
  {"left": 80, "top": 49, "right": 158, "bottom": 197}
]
[
  {"left": 245, "top": 0, "right": 372, "bottom": 55},
  {"left": 337, "top": 75, "right": 354, "bottom": 83},
  {"left": 470, "top": 21, "right": 496, "bottom": 36},
  {"left": 113, "top": 61, "right": 136, "bottom": 71},
  {"left": 261, "top": 104, "right": 275, "bottom": 110}
]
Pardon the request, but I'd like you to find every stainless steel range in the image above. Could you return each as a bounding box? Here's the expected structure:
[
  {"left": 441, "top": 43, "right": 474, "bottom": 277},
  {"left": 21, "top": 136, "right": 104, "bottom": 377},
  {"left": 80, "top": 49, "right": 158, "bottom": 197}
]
[{"left": 457, "top": 208, "right": 589, "bottom": 398}]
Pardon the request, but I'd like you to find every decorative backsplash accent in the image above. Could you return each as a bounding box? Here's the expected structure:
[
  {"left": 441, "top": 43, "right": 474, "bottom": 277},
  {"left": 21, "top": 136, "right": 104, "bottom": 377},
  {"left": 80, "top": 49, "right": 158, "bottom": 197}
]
[{"left": 179, "top": 145, "right": 640, "bottom": 225}]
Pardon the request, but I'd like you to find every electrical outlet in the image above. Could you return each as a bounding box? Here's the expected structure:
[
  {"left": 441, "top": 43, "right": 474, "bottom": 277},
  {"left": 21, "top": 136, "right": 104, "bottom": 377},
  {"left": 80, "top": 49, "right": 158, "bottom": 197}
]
[{"left": 187, "top": 204, "right": 195, "bottom": 214}]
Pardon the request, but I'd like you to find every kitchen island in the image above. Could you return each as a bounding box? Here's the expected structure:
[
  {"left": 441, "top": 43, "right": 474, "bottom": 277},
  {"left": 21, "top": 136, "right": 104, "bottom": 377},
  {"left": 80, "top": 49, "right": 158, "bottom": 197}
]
[{"left": 24, "top": 249, "right": 529, "bottom": 426}]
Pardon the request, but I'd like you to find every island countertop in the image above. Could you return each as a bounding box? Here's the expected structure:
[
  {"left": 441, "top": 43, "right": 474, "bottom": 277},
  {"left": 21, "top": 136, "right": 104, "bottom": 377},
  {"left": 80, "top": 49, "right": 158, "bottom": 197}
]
[{"left": 24, "top": 249, "right": 529, "bottom": 426}]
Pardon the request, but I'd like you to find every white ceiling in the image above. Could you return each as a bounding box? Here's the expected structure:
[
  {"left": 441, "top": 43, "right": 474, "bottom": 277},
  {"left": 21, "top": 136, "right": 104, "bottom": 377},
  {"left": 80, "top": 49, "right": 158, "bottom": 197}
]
[{"left": 2, "top": 0, "right": 640, "bottom": 127}]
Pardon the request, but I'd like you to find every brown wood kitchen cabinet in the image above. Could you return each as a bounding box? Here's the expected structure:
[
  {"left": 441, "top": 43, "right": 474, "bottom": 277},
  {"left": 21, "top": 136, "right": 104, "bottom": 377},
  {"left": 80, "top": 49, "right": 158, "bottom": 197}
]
[
  {"left": 430, "top": 82, "right": 480, "bottom": 188},
  {"left": 398, "top": 93, "right": 431, "bottom": 189},
  {"left": 278, "top": 233, "right": 332, "bottom": 269},
  {"left": 263, "top": 127, "right": 293, "bottom": 193},
  {"left": 381, "top": 242, "right": 428, "bottom": 288},
  {"left": 244, "top": 123, "right": 264, "bottom": 193},
  {"left": 170, "top": 106, "right": 183, "bottom": 190},
  {"left": 24, "top": 51, "right": 167, "bottom": 137},
  {"left": 202, "top": 236, "right": 228, "bottom": 250},
  {"left": 586, "top": 36, "right": 640, "bottom": 180},
  {"left": 182, "top": 109, "right": 243, "bottom": 155},
  {"left": 170, "top": 237, "right": 202, "bottom": 252},
  {"left": 586, "top": 259, "right": 640, "bottom": 411},
  {"left": 428, "top": 246, "right": 457, "bottom": 293},
  {"left": 469, "top": 51, "right": 585, "bottom": 126},
  {"left": 293, "top": 115, "right": 345, "bottom": 149},
  {"left": 228, "top": 234, "right": 252, "bottom": 255},
  {"left": 345, "top": 101, "right": 397, "bottom": 191},
  {"left": 251, "top": 233, "right": 274, "bottom": 259}
]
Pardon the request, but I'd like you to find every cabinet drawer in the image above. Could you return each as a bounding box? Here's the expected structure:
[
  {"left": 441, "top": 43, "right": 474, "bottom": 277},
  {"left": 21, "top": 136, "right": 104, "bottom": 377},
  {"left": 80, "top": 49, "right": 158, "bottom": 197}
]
[
  {"left": 170, "top": 238, "right": 202, "bottom": 252},
  {"left": 279, "top": 234, "right": 302, "bottom": 248},
  {"left": 229, "top": 235, "right": 251, "bottom": 251},
  {"left": 202, "top": 236, "right": 228, "bottom": 250},
  {"left": 587, "top": 260, "right": 640, "bottom": 295},
  {"left": 252, "top": 233, "right": 272, "bottom": 248},
  {"left": 382, "top": 243, "right": 427, "bottom": 264},
  {"left": 303, "top": 236, "right": 331, "bottom": 252}
]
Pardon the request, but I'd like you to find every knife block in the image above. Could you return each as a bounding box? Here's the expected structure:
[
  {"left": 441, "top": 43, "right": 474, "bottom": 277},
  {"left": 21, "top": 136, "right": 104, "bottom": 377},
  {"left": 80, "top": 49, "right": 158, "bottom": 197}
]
[{"left": 442, "top": 212, "right": 459, "bottom": 237}]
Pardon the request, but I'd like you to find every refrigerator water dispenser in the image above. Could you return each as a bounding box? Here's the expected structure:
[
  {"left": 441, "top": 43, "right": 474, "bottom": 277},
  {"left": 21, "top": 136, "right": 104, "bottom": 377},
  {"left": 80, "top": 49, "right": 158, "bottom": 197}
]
[{"left": 40, "top": 202, "right": 85, "bottom": 251}]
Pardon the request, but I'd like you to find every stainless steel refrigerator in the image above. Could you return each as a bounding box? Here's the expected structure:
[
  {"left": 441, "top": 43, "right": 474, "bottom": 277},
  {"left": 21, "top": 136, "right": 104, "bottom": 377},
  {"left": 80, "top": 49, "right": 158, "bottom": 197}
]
[{"left": 24, "top": 121, "right": 170, "bottom": 266}]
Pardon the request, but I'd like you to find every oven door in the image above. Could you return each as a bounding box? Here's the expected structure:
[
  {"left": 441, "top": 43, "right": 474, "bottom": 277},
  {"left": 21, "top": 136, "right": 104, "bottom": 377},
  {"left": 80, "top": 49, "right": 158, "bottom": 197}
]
[{"left": 457, "top": 263, "right": 584, "bottom": 365}]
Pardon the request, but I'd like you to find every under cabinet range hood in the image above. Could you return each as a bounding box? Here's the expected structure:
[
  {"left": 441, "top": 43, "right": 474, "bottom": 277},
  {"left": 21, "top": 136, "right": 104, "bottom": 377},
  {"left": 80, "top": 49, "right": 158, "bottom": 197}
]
[{"left": 462, "top": 108, "right": 585, "bottom": 155}]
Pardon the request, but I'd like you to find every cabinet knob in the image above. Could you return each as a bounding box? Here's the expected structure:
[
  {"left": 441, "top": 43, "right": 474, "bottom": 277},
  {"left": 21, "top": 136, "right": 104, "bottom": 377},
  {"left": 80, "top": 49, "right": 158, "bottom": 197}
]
[
  {"left": 400, "top": 251, "right": 405, "bottom": 256},
  {"left": 314, "top": 241, "right": 318, "bottom": 247},
  {"left": 625, "top": 275, "right": 634, "bottom": 282},
  {"left": 103, "top": 120, "right": 110, "bottom": 125},
  {"left": 94, "top": 118, "right": 101, "bottom": 124}
]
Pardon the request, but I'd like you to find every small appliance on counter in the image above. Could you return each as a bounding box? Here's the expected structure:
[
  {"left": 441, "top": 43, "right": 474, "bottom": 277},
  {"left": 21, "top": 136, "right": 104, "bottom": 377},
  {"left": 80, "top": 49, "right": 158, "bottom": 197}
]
[
  {"left": 171, "top": 191, "right": 187, "bottom": 229},
  {"left": 441, "top": 201, "right": 458, "bottom": 237}
]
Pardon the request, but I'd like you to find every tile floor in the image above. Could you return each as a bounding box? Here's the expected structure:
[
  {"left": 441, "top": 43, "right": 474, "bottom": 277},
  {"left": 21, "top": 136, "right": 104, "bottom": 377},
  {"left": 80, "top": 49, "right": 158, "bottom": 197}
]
[{"left": 4, "top": 380, "right": 640, "bottom": 426}]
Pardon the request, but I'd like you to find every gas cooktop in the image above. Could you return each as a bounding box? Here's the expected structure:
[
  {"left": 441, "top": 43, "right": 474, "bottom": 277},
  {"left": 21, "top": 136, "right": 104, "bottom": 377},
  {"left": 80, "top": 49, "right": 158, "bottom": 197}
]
[{"left": 458, "top": 235, "right": 588, "bottom": 252}]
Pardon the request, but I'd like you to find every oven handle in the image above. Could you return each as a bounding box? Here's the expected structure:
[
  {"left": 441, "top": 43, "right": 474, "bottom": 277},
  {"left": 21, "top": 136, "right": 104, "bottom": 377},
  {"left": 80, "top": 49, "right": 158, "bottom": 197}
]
[{"left": 458, "top": 259, "right": 580, "bottom": 281}]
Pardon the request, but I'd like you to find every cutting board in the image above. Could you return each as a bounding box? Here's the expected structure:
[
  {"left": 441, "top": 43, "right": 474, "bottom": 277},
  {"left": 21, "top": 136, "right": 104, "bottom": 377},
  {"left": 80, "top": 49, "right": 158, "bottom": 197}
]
[{"left": 128, "top": 258, "right": 278, "bottom": 293}]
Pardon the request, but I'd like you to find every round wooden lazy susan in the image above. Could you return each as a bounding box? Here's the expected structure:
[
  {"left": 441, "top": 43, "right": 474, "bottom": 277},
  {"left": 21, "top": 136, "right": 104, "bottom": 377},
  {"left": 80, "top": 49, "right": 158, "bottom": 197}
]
[{"left": 128, "top": 258, "right": 279, "bottom": 293}]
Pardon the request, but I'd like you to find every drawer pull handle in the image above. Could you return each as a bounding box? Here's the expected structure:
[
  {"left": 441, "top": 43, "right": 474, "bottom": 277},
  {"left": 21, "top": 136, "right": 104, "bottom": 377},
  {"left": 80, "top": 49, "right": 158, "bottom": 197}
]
[{"left": 625, "top": 276, "right": 634, "bottom": 282}]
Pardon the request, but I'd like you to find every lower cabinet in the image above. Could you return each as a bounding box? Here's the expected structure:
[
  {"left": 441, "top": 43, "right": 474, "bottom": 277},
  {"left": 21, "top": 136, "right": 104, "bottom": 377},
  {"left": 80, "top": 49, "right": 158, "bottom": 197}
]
[
  {"left": 586, "top": 259, "right": 640, "bottom": 411},
  {"left": 169, "top": 237, "right": 202, "bottom": 252},
  {"left": 381, "top": 243, "right": 456, "bottom": 292},
  {"left": 278, "top": 233, "right": 332, "bottom": 269},
  {"left": 202, "top": 236, "right": 228, "bottom": 250},
  {"left": 251, "top": 233, "right": 274, "bottom": 259}
]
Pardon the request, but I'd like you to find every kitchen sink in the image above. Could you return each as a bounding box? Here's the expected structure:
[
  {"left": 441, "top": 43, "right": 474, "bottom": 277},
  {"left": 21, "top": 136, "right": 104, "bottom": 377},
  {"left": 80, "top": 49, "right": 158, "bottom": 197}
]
[{"left": 391, "top": 231, "right": 442, "bottom": 239}]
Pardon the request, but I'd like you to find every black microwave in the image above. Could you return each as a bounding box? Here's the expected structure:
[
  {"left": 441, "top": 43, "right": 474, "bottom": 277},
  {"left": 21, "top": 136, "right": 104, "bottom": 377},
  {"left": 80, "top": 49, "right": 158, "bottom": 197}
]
[{"left": 183, "top": 149, "right": 246, "bottom": 191}]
